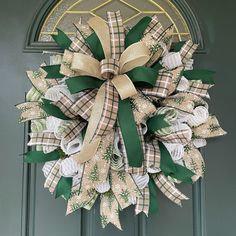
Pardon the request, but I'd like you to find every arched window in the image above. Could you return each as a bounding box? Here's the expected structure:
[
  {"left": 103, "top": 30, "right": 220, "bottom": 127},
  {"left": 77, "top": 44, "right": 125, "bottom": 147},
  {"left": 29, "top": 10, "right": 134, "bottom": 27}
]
[{"left": 25, "top": 0, "right": 204, "bottom": 52}]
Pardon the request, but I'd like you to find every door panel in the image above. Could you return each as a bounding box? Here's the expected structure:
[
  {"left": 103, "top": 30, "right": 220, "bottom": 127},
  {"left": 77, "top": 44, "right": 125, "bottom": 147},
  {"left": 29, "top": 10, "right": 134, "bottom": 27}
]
[{"left": 0, "top": 0, "right": 235, "bottom": 236}]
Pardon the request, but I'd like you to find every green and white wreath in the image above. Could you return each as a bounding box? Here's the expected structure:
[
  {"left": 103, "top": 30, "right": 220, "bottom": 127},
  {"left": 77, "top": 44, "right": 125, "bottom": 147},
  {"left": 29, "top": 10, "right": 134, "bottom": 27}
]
[{"left": 17, "top": 11, "right": 226, "bottom": 229}]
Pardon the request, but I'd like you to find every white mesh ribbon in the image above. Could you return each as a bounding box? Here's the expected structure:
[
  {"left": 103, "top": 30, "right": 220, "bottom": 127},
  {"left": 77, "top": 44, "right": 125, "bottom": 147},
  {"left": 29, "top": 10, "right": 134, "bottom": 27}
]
[
  {"left": 161, "top": 52, "right": 182, "bottom": 70},
  {"left": 60, "top": 157, "right": 80, "bottom": 177}
]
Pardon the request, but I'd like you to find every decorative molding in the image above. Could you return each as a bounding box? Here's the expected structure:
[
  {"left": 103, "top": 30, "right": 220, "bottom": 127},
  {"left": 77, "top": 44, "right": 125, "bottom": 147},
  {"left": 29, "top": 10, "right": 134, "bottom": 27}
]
[
  {"left": 172, "top": 0, "right": 205, "bottom": 53},
  {"left": 23, "top": 0, "right": 205, "bottom": 53},
  {"left": 21, "top": 120, "right": 37, "bottom": 236},
  {"left": 192, "top": 179, "right": 207, "bottom": 236}
]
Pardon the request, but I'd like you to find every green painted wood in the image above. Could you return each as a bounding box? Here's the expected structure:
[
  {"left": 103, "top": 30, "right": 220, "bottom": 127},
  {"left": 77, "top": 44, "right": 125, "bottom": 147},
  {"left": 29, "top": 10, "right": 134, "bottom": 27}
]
[{"left": 0, "top": 0, "right": 235, "bottom": 235}]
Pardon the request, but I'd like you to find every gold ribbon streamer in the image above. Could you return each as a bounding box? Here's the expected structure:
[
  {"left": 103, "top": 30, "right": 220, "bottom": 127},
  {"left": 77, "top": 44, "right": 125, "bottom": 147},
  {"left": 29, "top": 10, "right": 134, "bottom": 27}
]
[
  {"left": 87, "top": 16, "right": 111, "bottom": 58},
  {"left": 72, "top": 84, "right": 106, "bottom": 164},
  {"left": 111, "top": 74, "right": 137, "bottom": 100},
  {"left": 119, "top": 42, "right": 150, "bottom": 73},
  {"left": 71, "top": 53, "right": 102, "bottom": 79}
]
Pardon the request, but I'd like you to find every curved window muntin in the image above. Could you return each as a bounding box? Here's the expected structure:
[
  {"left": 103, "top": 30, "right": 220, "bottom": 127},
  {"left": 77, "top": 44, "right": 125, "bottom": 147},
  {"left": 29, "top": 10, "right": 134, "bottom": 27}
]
[{"left": 38, "top": 0, "right": 192, "bottom": 43}]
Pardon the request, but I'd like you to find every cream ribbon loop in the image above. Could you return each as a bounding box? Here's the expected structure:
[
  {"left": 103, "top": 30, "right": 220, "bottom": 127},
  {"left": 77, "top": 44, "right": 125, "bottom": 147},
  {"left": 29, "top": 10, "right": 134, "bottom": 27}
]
[
  {"left": 71, "top": 53, "right": 102, "bottom": 79},
  {"left": 111, "top": 75, "right": 137, "bottom": 100},
  {"left": 119, "top": 42, "right": 151, "bottom": 74},
  {"left": 87, "top": 16, "right": 111, "bottom": 58}
]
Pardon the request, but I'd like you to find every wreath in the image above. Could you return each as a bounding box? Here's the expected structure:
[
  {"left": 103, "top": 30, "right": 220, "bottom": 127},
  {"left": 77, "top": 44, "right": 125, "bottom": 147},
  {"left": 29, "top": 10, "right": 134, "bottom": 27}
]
[{"left": 17, "top": 11, "right": 226, "bottom": 229}]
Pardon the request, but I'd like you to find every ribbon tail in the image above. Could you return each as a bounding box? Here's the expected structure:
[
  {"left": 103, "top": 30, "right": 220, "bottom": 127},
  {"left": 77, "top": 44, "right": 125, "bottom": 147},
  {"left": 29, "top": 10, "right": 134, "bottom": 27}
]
[
  {"left": 100, "top": 191, "right": 122, "bottom": 230},
  {"left": 118, "top": 98, "right": 144, "bottom": 167},
  {"left": 44, "top": 160, "right": 62, "bottom": 193},
  {"left": 152, "top": 173, "right": 189, "bottom": 206},
  {"left": 135, "top": 185, "right": 150, "bottom": 216}
]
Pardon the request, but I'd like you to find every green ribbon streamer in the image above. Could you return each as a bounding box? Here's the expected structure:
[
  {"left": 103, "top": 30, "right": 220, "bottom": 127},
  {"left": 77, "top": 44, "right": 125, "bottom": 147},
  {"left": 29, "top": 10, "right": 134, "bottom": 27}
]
[
  {"left": 85, "top": 32, "right": 105, "bottom": 61},
  {"left": 148, "top": 178, "right": 159, "bottom": 214},
  {"left": 52, "top": 29, "right": 72, "bottom": 50},
  {"left": 66, "top": 76, "right": 103, "bottom": 94},
  {"left": 65, "top": 66, "right": 157, "bottom": 94},
  {"left": 23, "top": 149, "right": 64, "bottom": 163},
  {"left": 173, "top": 41, "right": 186, "bottom": 52},
  {"left": 41, "top": 98, "right": 71, "bottom": 120},
  {"left": 41, "top": 65, "right": 64, "bottom": 79},
  {"left": 147, "top": 114, "right": 170, "bottom": 133},
  {"left": 125, "top": 16, "right": 152, "bottom": 48},
  {"left": 151, "top": 61, "right": 164, "bottom": 71},
  {"left": 118, "top": 99, "right": 144, "bottom": 167},
  {"left": 126, "top": 66, "right": 158, "bottom": 87},
  {"left": 183, "top": 70, "right": 215, "bottom": 84},
  {"left": 55, "top": 176, "right": 73, "bottom": 200},
  {"left": 158, "top": 141, "right": 194, "bottom": 183}
]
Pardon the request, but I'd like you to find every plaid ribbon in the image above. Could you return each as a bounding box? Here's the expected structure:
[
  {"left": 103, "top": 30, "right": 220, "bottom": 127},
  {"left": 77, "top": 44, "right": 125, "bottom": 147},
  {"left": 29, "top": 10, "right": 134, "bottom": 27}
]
[
  {"left": 180, "top": 40, "right": 198, "bottom": 64},
  {"left": 143, "top": 15, "right": 164, "bottom": 41},
  {"left": 60, "top": 119, "right": 87, "bottom": 143},
  {"left": 158, "top": 129, "right": 191, "bottom": 145},
  {"left": 135, "top": 185, "right": 150, "bottom": 216},
  {"left": 107, "top": 11, "right": 125, "bottom": 60},
  {"left": 100, "top": 58, "right": 120, "bottom": 79},
  {"left": 70, "top": 30, "right": 93, "bottom": 56},
  {"left": 153, "top": 173, "right": 188, "bottom": 206},
  {"left": 28, "top": 132, "right": 61, "bottom": 147},
  {"left": 145, "top": 139, "right": 161, "bottom": 172},
  {"left": 44, "top": 160, "right": 62, "bottom": 193},
  {"left": 93, "top": 81, "right": 119, "bottom": 139},
  {"left": 188, "top": 81, "right": 213, "bottom": 98},
  {"left": 141, "top": 70, "right": 172, "bottom": 99},
  {"left": 16, "top": 102, "right": 46, "bottom": 123},
  {"left": 118, "top": 125, "right": 146, "bottom": 175},
  {"left": 54, "top": 89, "right": 97, "bottom": 121}
]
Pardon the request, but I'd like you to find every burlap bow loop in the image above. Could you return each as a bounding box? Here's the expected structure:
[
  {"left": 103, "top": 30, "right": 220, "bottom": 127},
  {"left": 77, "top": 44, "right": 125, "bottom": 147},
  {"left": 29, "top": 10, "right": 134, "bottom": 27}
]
[{"left": 70, "top": 42, "right": 151, "bottom": 100}]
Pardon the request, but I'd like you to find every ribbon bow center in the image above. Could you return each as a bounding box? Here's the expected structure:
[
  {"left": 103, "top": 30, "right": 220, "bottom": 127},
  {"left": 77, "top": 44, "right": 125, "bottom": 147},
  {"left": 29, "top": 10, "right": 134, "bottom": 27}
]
[{"left": 100, "top": 58, "right": 120, "bottom": 80}]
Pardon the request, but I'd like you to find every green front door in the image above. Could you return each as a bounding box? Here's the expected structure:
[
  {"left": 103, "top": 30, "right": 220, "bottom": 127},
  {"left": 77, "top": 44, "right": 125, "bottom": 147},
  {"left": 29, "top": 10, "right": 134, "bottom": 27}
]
[{"left": 0, "top": 0, "right": 235, "bottom": 235}]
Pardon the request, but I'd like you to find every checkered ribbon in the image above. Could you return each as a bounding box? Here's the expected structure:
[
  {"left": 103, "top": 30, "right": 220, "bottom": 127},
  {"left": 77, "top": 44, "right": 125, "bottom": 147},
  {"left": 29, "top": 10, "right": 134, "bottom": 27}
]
[
  {"left": 92, "top": 81, "right": 119, "bottom": 139},
  {"left": 153, "top": 173, "right": 188, "bottom": 206},
  {"left": 141, "top": 70, "right": 172, "bottom": 99},
  {"left": 60, "top": 120, "right": 87, "bottom": 143},
  {"left": 28, "top": 132, "right": 61, "bottom": 147},
  {"left": 107, "top": 11, "right": 125, "bottom": 60},
  {"left": 188, "top": 81, "right": 213, "bottom": 98},
  {"left": 145, "top": 139, "right": 161, "bottom": 172},
  {"left": 100, "top": 58, "right": 119, "bottom": 79},
  {"left": 135, "top": 185, "right": 150, "bottom": 216},
  {"left": 144, "top": 15, "right": 164, "bottom": 40},
  {"left": 70, "top": 30, "right": 93, "bottom": 56},
  {"left": 54, "top": 89, "right": 97, "bottom": 121},
  {"left": 180, "top": 40, "right": 198, "bottom": 64},
  {"left": 44, "top": 159, "right": 62, "bottom": 193}
]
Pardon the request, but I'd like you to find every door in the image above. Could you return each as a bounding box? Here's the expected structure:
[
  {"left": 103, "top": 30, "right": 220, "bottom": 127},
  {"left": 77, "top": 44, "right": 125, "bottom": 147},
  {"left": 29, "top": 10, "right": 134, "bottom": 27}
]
[{"left": 0, "top": 0, "right": 235, "bottom": 235}]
